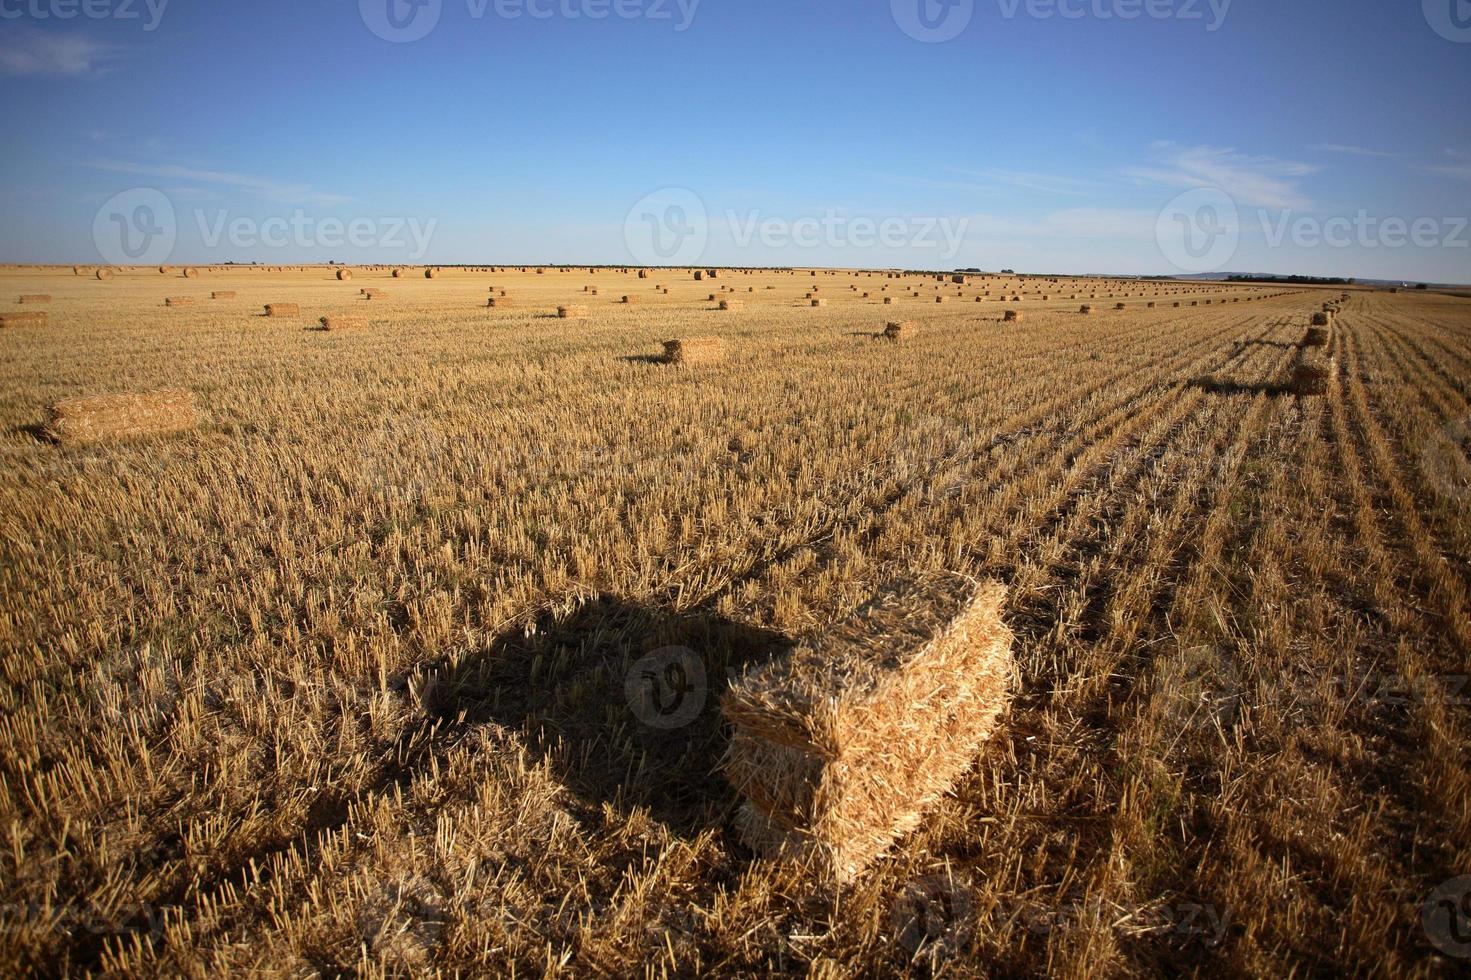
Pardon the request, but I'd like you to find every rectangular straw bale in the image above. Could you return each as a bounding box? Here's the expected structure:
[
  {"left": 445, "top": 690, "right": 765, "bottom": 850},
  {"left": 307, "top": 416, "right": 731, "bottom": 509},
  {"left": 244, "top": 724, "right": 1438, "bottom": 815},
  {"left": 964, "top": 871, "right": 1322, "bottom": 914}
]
[
  {"left": 883, "top": 320, "right": 913, "bottom": 340},
  {"left": 211, "top": 291, "right": 236, "bottom": 299},
  {"left": 18, "top": 294, "right": 50, "bottom": 304},
  {"left": 265, "top": 303, "right": 299, "bottom": 317},
  {"left": 1311, "top": 312, "right": 1330, "bottom": 326},
  {"left": 662, "top": 336, "right": 725, "bottom": 365},
  {"left": 164, "top": 297, "right": 194, "bottom": 307},
  {"left": 723, "top": 572, "right": 1013, "bottom": 884},
  {"left": 719, "top": 299, "right": 744, "bottom": 311},
  {"left": 1302, "top": 326, "right": 1329, "bottom": 348},
  {"left": 319, "top": 315, "right": 367, "bottom": 331},
  {"left": 0, "top": 311, "right": 47, "bottom": 328},
  {"left": 622, "top": 295, "right": 641, "bottom": 305},
  {"left": 1291, "top": 353, "right": 1330, "bottom": 396},
  {"left": 558, "top": 305, "right": 587, "bottom": 318},
  {"left": 44, "top": 390, "right": 197, "bottom": 445}
]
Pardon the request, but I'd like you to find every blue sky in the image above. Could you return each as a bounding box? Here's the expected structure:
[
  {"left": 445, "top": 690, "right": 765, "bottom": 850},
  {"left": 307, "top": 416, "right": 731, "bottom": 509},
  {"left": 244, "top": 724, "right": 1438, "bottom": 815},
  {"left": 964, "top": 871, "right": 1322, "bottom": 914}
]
[{"left": 1, "top": 0, "right": 1468, "bottom": 281}]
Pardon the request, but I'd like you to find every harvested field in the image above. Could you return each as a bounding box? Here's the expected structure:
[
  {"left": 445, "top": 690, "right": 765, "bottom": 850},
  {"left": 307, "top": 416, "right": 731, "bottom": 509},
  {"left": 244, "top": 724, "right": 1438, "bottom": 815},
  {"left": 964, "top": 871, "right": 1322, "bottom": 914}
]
[{"left": 0, "top": 268, "right": 1466, "bottom": 978}]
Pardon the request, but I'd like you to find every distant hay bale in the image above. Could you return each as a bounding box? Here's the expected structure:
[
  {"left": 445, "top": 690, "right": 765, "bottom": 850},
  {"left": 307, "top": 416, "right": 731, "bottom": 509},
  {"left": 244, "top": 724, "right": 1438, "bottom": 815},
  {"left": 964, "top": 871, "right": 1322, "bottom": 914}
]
[
  {"left": 1004, "top": 310, "right": 1022, "bottom": 321},
  {"left": 211, "top": 291, "right": 236, "bottom": 299},
  {"left": 392, "top": 268, "right": 404, "bottom": 278},
  {"left": 1079, "top": 305, "right": 1094, "bottom": 314},
  {"left": 44, "top": 390, "right": 197, "bottom": 445},
  {"left": 638, "top": 270, "right": 650, "bottom": 279},
  {"left": 1302, "top": 326, "right": 1329, "bottom": 348},
  {"left": 360, "top": 288, "right": 380, "bottom": 298},
  {"left": 487, "top": 297, "right": 512, "bottom": 307},
  {"left": 883, "top": 320, "right": 913, "bottom": 340},
  {"left": 264, "top": 303, "right": 299, "bottom": 317},
  {"left": 883, "top": 297, "right": 894, "bottom": 304},
  {"left": 1147, "top": 302, "right": 1156, "bottom": 308},
  {"left": 811, "top": 298, "right": 826, "bottom": 307},
  {"left": 182, "top": 268, "right": 198, "bottom": 279},
  {"left": 319, "top": 315, "right": 367, "bottom": 331},
  {"left": 424, "top": 268, "right": 439, "bottom": 279},
  {"left": 0, "top": 311, "right": 47, "bottom": 328},
  {"left": 1115, "top": 302, "right": 1126, "bottom": 310},
  {"left": 719, "top": 299, "right": 744, "bottom": 310},
  {"left": 694, "top": 271, "right": 705, "bottom": 281},
  {"left": 17, "top": 294, "right": 50, "bottom": 304},
  {"left": 557, "top": 305, "right": 587, "bottom": 318},
  {"left": 95, "top": 268, "right": 114, "bottom": 281},
  {"left": 934, "top": 295, "right": 946, "bottom": 304},
  {"left": 662, "top": 336, "right": 725, "bottom": 365},
  {"left": 336, "top": 268, "right": 352, "bottom": 281},
  {"left": 1311, "top": 312, "right": 1330, "bottom": 326},
  {"left": 164, "top": 296, "right": 194, "bottom": 307},
  {"left": 158, "top": 266, "right": 170, "bottom": 274},
  {"left": 73, "top": 266, "right": 83, "bottom": 276},
  {"left": 622, "top": 295, "right": 640, "bottom": 305},
  {"left": 723, "top": 572, "right": 1013, "bottom": 884}
]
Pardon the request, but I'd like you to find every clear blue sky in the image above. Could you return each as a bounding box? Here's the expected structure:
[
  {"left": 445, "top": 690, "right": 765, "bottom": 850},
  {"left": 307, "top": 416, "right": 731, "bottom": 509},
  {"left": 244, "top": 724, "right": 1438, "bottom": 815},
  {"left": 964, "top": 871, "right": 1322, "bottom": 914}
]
[{"left": 1, "top": 0, "right": 1468, "bottom": 281}]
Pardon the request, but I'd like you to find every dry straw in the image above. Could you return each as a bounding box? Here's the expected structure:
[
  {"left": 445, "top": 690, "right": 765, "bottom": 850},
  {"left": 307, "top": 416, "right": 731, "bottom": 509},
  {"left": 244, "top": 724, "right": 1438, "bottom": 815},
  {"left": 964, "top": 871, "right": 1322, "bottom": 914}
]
[
  {"left": 1079, "top": 305, "right": 1093, "bottom": 315},
  {"left": 557, "top": 305, "right": 587, "bottom": 318},
  {"left": 487, "top": 297, "right": 512, "bottom": 307},
  {"left": 1302, "top": 327, "right": 1329, "bottom": 348},
  {"left": 722, "top": 571, "right": 1013, "bottom": 884},
  {"left": 165, "top": 297, "right": 194, "bottom": 307},
  {"left": 182, "top": 268, "right": 199, "bottom": 279},
  {"left": 1004, "top": 310, "right": 1023, "bottom": 322},
  {"left": 336, "top": 268, "right": 353, "bottom": 281},
  {"left": 0, "top": 312, "right": 47, "bottom": 328},
  {"left": 1311, "top": 312, "right": 1331, "bottom": 326},
  {"left": 211, "top": 291, "right": 236, "bottom": 300},
  {"left": 264, "top": 303, "right": 299, "bottom": 317},
  {"left": 17, "top": 294, "right": 50, "bottom": 304},
  {"left": 44, "top": 390, "right": 197, "bottom": 445},
  {"left": 811, "top": 299, "right": 826, "bottom": 307},
  {"left": 719, "top": 299, "right": 744, "bottom": 311},
  {"left": 392, "top": 268, "right": 404, "bottom": 278},
  {"left": 95, "top": 269, "right": 114, "bottom": 281},
  {"left": 622, "top": 295, "right": 640, "bottom": 305},
  {"left": 662, "top": 336, "right": 725, "bottom": 365},
  {"left": 425, "top": 268, "right": 439, "bottom": 279},
  {"left": 883, "top": 321, "right": 913, "bottom": 340}
]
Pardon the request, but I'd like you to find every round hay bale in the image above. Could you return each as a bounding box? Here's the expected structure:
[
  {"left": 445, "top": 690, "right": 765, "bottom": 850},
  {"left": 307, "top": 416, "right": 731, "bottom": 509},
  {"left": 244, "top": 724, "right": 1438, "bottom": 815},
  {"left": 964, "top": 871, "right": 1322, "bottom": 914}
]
[
  {"left": 95, "top": 268, "right": 114, "bottom": 281},
  {"left": 336, "top": 268, "right": 352, "bottom": 281},
  {"left": 182, "top": 268, "right": 198, "bottom": 278},
  {"left": 425, "top": 268, "right": 438, "bottom": 279},
  {"left": 392, "top": 268, "right": 404, "bottom": 278}
]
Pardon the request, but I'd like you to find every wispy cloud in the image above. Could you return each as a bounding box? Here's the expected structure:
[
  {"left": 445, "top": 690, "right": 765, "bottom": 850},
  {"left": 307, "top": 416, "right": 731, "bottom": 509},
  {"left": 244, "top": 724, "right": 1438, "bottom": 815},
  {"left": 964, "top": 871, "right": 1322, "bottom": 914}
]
[
  {"left": 0, "top": 28, "right": 115, "bottom": 77},
  {"left": 947, "top": 168, "right": 1099, "bottom": 197},
  {"left": 1124, "top": 143, "right": 1318, "bottom": 210},
  {"left": 1419, "top": 149, "right": 1471, "bottom": 182},
  {"left": 1311, "top": 143, "right": 1399, "bottom": 158},
  {"left": 88, "top": 160, "right": 352, "bottom": 207},
  {"left": 962, "top": 209, "right": 1158, "bottom": 241}
]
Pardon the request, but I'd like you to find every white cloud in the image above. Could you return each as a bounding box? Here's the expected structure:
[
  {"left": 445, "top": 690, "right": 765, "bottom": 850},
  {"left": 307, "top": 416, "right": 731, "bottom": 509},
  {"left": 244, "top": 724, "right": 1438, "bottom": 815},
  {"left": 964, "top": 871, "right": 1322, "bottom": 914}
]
[
  {"left": 88, "top": 160, "right": 352, "bottom": 207},
  {"left": 946, "top": 168, "right": 1100, "bottom": 197},
  {"left": 0, "top": 28, "right": 114, "bottom": 77},
  {"left": 1312, "top": 143, "right": 1399, "bottom": 158},
  {"left": 1124, "top": 143, "right": 1318, "bottom": 210},
  {"left": 962, "top": 209, "right": 1158, "bottom": 241}
]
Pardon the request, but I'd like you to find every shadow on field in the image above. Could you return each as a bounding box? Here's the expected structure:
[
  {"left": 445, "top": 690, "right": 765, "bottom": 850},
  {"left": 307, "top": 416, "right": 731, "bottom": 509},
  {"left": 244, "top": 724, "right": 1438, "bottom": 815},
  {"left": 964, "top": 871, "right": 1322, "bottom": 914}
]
[
  {"left": 619, "top": 353, "right": 669, "bottom": 365},
  {"left": 1229, "top": 339, "right": 1298, "bottom": 352},
  {"left": 1187, "top": 376, "right": 1294, "bottom": 397},
  {"left": 433, "top": 596, "right": 793, "bottom": 837}
]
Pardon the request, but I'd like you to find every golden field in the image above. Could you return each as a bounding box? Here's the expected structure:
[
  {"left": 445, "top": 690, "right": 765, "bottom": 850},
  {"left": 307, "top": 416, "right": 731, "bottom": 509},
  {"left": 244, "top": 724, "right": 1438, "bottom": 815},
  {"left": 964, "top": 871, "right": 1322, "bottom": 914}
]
[{"left": 1, "top": 265, "right": 1468, "bottom": 976}]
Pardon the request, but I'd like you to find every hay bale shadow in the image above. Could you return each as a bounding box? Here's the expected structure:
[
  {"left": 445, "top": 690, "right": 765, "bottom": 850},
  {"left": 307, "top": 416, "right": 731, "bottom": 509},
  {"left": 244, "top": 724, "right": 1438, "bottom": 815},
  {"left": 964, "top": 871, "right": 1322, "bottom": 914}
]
[
  {"left": 433, "top": 596, "right": 793, "bottom": 836},
  {"left": 1188, "top": 376, "right": 1292, "bottom": 397},
  {"left": 846, "top": 330, "right": 885, "bottom": 339},
  {"left": 619, "top": 353, "right": 668, "bottom": 365}
]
